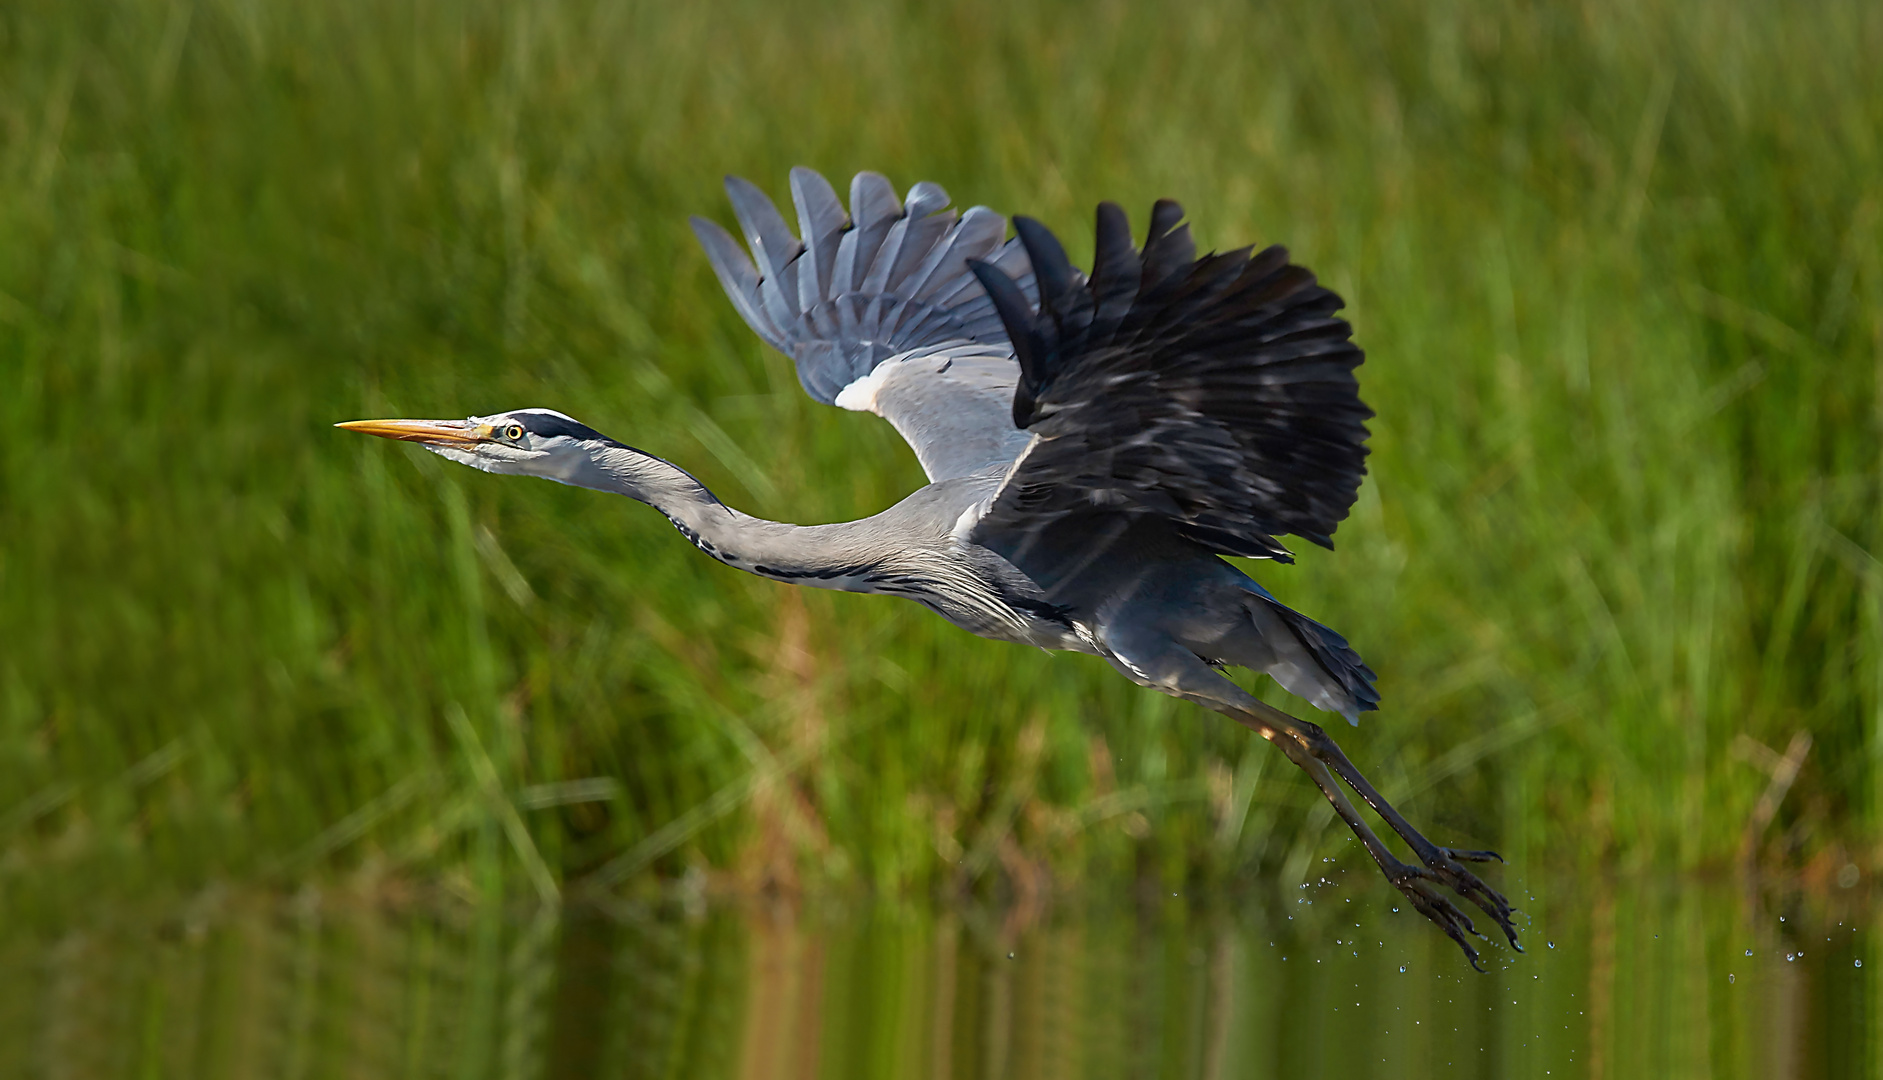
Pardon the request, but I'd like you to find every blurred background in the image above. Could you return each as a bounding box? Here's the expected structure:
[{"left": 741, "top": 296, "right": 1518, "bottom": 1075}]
[{"left": 2, "top": 0, "right": 1880, "bottom": 1075}]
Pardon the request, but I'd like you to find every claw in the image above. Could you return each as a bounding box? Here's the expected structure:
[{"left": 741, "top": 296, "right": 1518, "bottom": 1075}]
[{"left": 1446, "top": 848, "right": 1505, "bottom": 864}]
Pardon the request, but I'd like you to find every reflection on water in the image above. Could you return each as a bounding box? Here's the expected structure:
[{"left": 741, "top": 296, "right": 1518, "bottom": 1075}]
[{"left": 1, "top": 874, "right": 1871, "bottom": 1078}]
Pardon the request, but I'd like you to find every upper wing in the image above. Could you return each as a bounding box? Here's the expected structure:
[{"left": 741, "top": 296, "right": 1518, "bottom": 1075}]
[
  {"left": 690, "top": 168, "right": 1038, "bottom": 481},
  {"left": 966, "top": 201, "right": 1372, "bottom": 561}
]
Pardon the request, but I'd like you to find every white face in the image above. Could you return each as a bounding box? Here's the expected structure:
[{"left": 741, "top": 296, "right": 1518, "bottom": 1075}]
[
  {"left": 337, "top": 409, "right": 602, "bottom": 482},
  {"left": 426, "top": 412, "right": 595, "bottom": 481}
]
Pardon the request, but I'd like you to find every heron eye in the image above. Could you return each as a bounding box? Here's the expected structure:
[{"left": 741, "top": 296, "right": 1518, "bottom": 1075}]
[{"left": 505, "top": 424, "right": 525, "bottom": 441}]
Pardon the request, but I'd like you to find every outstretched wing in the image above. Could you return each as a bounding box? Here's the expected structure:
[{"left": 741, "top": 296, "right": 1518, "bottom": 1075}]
[
  {"left": 966, "top": 201, "right": 1372, "bottom": 561},
  {"left": 690, "top": 168, "right": 1038, "bottom": 481}
]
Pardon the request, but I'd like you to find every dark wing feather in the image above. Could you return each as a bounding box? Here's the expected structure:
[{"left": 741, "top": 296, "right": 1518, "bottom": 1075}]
[{"left": 967, "top": 202, "right": 1372, "bottom": 560}]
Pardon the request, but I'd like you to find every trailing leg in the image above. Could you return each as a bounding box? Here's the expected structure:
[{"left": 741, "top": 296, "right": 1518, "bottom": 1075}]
[
  {"left": 1260, "top": 719, "right": 1501, "bottom": 968},
  {"left": 1239, "top": 697, "right": 1521, "bottom": 956},
  {"left": 1099, "top": 626, "right": 1520, "bottom": 967}
]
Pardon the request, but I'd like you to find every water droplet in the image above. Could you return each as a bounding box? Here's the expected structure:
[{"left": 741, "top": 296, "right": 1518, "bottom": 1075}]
[
  {"left": 1746, "top": 949, "right": 1754, "bottom": 956},
  {"left": 1857, "top": 960, "right": 1864, "bottom": 968},
  {"left": 1547, "top": 941, "right": 1555, "bottom": 949},
  {"left": 1399, "top": 966, "right": 1407, "bottom": 973},
  {"left": 1007, "top": 952, "right": 1015, "bottom": 960},
  {"left": 1728, "top": 973, "right": 1735, "bottom": 984},
  {"left": 1786, "top": 953, "right": 1797, "bottom": 962}
]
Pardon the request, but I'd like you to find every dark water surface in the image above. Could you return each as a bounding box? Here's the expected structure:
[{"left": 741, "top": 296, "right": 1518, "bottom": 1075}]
[{"left": 3, "top": 873, "right": 1871, "bottom": 1078}]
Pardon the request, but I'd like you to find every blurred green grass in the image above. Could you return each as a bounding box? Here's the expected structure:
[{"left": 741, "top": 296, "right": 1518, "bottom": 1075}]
[{"left": 1, "top": 0, "right": 1879, "bottom": 909}]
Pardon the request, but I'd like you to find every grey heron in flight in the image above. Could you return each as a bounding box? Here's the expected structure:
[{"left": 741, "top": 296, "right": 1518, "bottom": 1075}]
[{"left": 340, "top": 168, "right": 1521, "bottom": 968}]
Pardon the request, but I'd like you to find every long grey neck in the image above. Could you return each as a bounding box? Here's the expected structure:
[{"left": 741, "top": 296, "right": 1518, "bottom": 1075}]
[
  {"left": 536, "top": 437, "right": 1065, "bottom": 642},
  {"left": 558, "top": 441, "right": 880, "bottom": 583}
]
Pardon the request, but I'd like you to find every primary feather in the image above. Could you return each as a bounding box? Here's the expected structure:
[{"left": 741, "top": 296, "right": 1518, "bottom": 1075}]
[{"left": 967, "top": 201, "right": 1373, "bottom": 561}]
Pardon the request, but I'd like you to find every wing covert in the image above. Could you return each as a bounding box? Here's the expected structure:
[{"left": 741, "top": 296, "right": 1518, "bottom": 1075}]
[{"left": 831, "top": 341, "right": 1037, "bottom": 480}]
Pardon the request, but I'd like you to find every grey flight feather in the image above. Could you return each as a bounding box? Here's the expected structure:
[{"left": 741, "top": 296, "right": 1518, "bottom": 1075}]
[
  {"left": 690, "top": 169, "right": 1039, "bottom": 483},
  {"left": 689, "top": 170, "right": 1040, "bottom": 401},
  {"left": 789, "top": 167, "right": 847, "bottom": 307}
]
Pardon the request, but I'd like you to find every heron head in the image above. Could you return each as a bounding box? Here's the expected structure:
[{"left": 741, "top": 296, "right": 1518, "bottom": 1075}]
[{"left": 336, "top": 408, "right": 616, "bottom": 480}]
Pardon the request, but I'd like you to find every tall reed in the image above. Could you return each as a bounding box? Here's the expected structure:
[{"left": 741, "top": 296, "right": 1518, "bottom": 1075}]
[{"left": 1, "top": 0, "right": 1878, "bottom": 906}]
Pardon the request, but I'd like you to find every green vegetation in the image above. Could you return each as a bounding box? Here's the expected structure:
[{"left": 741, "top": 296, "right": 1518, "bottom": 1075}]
[{"left": 2, "top": 0, "right": 1880, "bottom": 910}]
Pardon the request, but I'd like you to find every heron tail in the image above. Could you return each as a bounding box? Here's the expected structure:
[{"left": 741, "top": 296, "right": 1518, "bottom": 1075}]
[{"left": 1237, "top": 585, "right": 1380, "bottom": 724}]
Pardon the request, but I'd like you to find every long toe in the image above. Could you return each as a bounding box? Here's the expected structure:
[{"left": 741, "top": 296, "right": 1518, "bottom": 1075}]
[
  {"left": 1425, "top": 852, "right": 1522, "bottom": 951},
  {"left": 1396, "top": 873, "right": 1487, "bottom": 971}
]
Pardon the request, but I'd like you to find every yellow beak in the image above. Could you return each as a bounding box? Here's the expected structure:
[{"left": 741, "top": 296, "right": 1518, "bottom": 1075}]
[{"left": 335, "top": 418, "right": 485, "bottom": 445}]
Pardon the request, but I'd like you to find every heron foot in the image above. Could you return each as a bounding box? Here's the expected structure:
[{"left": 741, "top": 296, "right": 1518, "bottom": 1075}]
[
  {"left": 1222, "top": 697, "right": 1525, "bottom": 967},
  {"left": 1407, "top": 846, "right": 1522, "bottom": 959}
]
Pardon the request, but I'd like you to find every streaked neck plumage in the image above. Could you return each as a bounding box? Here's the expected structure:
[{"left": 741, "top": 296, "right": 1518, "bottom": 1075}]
[{"left": 549, "top": 439, "right": 875, "bottom": 581}]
